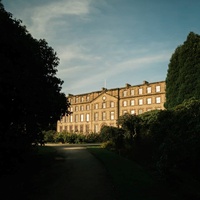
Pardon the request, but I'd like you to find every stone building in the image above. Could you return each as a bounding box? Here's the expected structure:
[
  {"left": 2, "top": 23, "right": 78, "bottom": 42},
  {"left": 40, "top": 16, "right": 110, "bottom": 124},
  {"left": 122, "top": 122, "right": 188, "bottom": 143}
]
[{"left": 57, "top": 80, "right": 165, "bottom": 133}]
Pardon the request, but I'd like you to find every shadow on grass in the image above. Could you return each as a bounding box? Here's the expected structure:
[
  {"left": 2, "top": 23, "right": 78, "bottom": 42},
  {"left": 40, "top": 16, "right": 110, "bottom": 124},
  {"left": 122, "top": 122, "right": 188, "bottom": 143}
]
[
  {"left": 88, "top": 147, "right": 180, "bottom": 200},
  {"left": 0, "top": 146, "right": 67, "bottom": 199}
]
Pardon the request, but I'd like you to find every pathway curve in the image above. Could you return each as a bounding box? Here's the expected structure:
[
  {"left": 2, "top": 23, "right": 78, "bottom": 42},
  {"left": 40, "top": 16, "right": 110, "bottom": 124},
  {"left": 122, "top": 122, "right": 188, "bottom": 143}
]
[{"left": 45, "top": 144, "right": 115, "bottom": 200}]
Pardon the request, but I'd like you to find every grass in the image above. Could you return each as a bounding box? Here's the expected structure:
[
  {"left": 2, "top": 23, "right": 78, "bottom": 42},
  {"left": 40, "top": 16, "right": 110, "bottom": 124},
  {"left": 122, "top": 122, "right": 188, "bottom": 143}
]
[
  {"left": 0, "top": 145, "right": 66, "bottom": 199},
  {"left": 88, "top": 147, "right": 179, "bottom": 200}
]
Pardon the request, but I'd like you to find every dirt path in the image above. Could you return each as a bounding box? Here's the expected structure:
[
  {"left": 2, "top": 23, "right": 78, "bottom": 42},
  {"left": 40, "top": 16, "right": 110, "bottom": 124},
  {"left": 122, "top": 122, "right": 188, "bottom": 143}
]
[{"left": 45, "top": 144, "right": 115, "bottom": 200}]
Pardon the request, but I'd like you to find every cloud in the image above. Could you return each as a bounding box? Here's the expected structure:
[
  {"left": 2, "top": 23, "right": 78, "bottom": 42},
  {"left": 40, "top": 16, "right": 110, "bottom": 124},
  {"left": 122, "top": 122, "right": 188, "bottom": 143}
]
[{"left": 26, "top": 0, "right": 92, "bottom": 39}]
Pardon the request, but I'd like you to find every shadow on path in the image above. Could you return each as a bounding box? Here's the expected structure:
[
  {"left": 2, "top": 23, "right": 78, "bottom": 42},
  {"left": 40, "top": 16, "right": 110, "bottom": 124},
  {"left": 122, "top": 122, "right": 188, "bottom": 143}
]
[{"left": 46, "top": 144, "right": 116, "bottom": 200}]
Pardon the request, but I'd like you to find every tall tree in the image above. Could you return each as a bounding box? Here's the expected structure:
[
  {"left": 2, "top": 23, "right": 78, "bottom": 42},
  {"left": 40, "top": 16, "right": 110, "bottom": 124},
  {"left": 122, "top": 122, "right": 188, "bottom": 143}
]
[
  {"left": 0, "top": 2, "right": 68, "bottom": 148},
  {"left": 165, "top": 32, "right": 200, "bottom": 109}
]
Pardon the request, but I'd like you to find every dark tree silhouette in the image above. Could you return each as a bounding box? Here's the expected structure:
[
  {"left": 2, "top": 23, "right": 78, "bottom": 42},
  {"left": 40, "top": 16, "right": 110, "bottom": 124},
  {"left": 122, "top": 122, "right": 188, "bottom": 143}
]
[
  {"left": 165, "top": 32, "right": 200, "bottom": 109},
  {"left": 0, "top": 2, "right": 68, "bottom": 151}
]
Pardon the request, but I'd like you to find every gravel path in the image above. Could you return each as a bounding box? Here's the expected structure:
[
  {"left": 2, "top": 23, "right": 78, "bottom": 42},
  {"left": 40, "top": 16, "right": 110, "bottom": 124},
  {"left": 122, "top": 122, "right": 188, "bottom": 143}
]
[{"left": 45, "top": 144, "right": 115, "bottom": 200}]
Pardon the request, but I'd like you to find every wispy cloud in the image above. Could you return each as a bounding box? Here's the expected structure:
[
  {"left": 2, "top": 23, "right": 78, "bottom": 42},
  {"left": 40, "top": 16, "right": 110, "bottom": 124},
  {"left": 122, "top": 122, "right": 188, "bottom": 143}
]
[{"left": 26, "top": 0, "right": 92, "bottom": 38}]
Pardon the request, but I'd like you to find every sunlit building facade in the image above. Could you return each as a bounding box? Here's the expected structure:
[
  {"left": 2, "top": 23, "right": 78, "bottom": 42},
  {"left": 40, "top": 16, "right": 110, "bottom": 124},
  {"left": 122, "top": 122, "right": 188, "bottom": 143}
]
[{"left": 57, "top": 80, "right": 165, "bottom": 133}]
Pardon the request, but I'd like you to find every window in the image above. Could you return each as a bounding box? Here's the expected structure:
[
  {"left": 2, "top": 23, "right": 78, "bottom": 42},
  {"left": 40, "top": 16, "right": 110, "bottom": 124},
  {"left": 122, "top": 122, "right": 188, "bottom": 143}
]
[
  {"left": 75, "top": 125, "right": 78, "bottom": 132},
  {"left": 86, "top": 113, "right": 90, "bottom": 122},
  {"left": 156, "top": 85, "right": 161, "bottom": 92},
  {"left": 139, "top": 88, "right": 143, "bottom": 95},
  {"left": 86, "top": 124, "right": 89, "bottom": 133},
  {"left": 147, "top": 108, "right": 151, "bottom": 112},
  {"left": 81, "top": 97, "right": 84, "bottom": 102},
  {"left": 70, "top": 125, "right": 73, "bottom": 132},
  {"left": 86, "top": 96, "right": 90, "bottom": 101},
  {"left": 156, "top": 97, "right": 161, "bottom": 103},
  {"left": 80, "top": 125, "right": 83, "bottom": 133},
  {"left": 138, "top": 109, "right": 143, "bottom": 114},
  {"left": 131, "top": 100, "right": 135, "bottom": 106},
  {"left": 70, "top": 115, "right": 73, "bottom": 122},
  {"left": 147, "top": 87, "right": 151, "bottom": 93},
  {"left": 123, "top": 110, "right": 127, "bottom": 114},
  {"left": 75, "top": 97, "right": 79, "bottom": 103},
  {"left": 80, "top": 105, "right": 84, "bottom": 111},
  {"left": 102, "top": 102, "right": 106, "bottom": 108},
  {"left": 110, "top": 111, "right": 115, "bottom": 120},
  {"left": 123, "top": 101, "right": 127, "bottom": 107},
  {"left": 94, "top": 103, "right": 98, "bottom": 109},
  {"left": 102, "top": 112, "right": 106, "bottom": 120},
  {"left": 94, "top": 124, "right": 99, "bottom": 133},
  {"left": 131, "top": 110, "right": 135, "bottom": 114},
  {"left": 86, "top": 105, "right": 90, "bottom": 110},
  {"left": 94, "top": 112, "right": 98, "bottom": 121},
  {"left": 123, "top": 91, "right": 127, "bottom": 97},
  {"left": 75, "top": 114, "right": 78, "bottom": 122},
  {"left": 110, "top": 101, "right": 114, "bottom": 108},
  {"left": 75, "top": 106, "right": 78, "bottom": 111},
  {"left": 147, "top": 98, "right": 152, "bottom": 105},
  {"left": 139, "top": 99, "right": 143, "bottom": 105},
  {"left": 80, "top": 114, "right": 84, "bottom": 122},
  {"left": 131, "top": 89, "right": 134, "bottom": 96}
]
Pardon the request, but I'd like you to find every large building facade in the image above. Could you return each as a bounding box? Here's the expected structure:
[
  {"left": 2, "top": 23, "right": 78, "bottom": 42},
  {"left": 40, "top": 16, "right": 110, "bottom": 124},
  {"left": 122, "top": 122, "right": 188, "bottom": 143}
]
[{"left": 57, "top": 80, "right": 165, "bottom": 133}]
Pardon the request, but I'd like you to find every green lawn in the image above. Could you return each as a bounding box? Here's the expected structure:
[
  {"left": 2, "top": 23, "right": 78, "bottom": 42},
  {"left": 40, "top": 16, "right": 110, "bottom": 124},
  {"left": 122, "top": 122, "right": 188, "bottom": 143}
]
[{"left": 88, "top": 147, "right": 179, "bottom": 200}]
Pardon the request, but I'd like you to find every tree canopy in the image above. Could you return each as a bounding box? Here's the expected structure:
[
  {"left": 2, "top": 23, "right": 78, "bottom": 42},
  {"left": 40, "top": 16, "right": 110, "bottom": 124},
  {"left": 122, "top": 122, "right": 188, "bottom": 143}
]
[
  {"left": 0, "top": 2, "right": 68, "bottom": 148},
  {"left": 165, "top": 32, "right": 200, "bottom": 109}
]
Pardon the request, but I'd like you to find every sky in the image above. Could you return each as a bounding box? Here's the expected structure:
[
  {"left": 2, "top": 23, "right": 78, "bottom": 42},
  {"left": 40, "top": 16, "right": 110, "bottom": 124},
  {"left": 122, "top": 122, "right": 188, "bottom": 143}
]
[{"left": 3, "top": 0, "right": 200, "bottom": 95}]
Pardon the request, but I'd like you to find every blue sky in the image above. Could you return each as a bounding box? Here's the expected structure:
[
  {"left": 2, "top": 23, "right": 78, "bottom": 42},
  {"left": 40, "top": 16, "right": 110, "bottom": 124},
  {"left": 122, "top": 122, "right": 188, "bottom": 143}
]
[{"left": 3, "top": 0, "right": 200, "bottom": 95}]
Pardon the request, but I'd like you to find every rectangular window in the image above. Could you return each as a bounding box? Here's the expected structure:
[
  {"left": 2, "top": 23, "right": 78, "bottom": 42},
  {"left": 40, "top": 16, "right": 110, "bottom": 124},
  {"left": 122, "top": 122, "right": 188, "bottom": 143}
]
[
  {"left": 70, "top": 115, "right": 73, "bottom": 122},
  {"left": 131, "top": 100, "right": 135, "bottom": 106},
  {"left": 138, "top": 109, "right": 143, "bottom": 114},
  {"left": 95, "top": 103, "right": 98, "bottom": 109},
  {"left": 102, "top": 102, "right": 106, "bottom": 108},
  {"left": 110, "top": 111, "right": 115, "bottom": 120},
  {"left": 94, "top": 124, "right": 99, "bottom": 133},
  {"left": 80, "top": 125, "right": 83, "bottom": 133},
  {"left": 131, "top": 89, "right": 134, "bottom": 96},
  {"left": 123, "top": 101, "right": 127, "bottom": 107},
  {"left": 80, "top": 105, "right": 84, "bottom": 111},
  {"left": 123, "top": 110, "right": 127, "bottom": 114},
  {"left": 86, "top": 124, "right": 89, "bottom": 133},
  {"left": 80, "top": 114, "right": 84, "bottom": 122},
  {"left": 156, "top": 97, "right": 161, "bottom": 103},
  {"left": 139, "top": 88, "right": 143, "bottom": 95},
  {"left": 87, "top": 96, "right": 90, "bottom": 101},
  {"left": 75, "top": 106, "right": 78, "bottom": 111},
  {"left": 81, "top": 97, "right": 84, "bottom": 102},
  {"left": 102, "top": 112, "right": 106, "bottom": 120},
  {"left": 123, "top": 91, "right": 127, "bottom": 97},
  {"left": 131, "top": 110, "right": 135, "bottom": 114},
  {"left": 69, "top": 125, "right": 73, "bottom": 132},
  {"left": 75, "top": 114, "right": 78, "bottom": 122},
  {"left": 156, "top": 85, "right": 161, "bottom": 92},
  {"left": 110, "top": 101, "right": 114, "bottom": 108},
  {"left": 86, "top": 113, "right": 90, "bottom": 122},
  {"left": 86, "top": 105, "right": 90, "bottom": 110},
  {"left": 147, "top": 87, "right": 151, "bottom": 93},
  {"left": 75, "top": 97, "right": 79, "bottom": 103},
  {"left": 147, "top": 98, "right": 152, "bottom": 104},
  {"left": 139, "top": 99, "right": 143, "bottom": 105},
  {"left": 94, "top": 112, "right": 98, "bottom": 121}
]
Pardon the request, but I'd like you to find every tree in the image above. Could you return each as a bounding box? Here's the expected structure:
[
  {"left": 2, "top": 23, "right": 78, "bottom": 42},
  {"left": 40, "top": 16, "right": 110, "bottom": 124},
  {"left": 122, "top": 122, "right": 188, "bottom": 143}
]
[
  {"left": 0, "top": 2, "right": 68, "bottom": 150},
  {"left": 165, "top": 32, "right": 200, "bottom": 109},
  {"left": 117, "top": 113, "right": 141, "bottom": 144}
]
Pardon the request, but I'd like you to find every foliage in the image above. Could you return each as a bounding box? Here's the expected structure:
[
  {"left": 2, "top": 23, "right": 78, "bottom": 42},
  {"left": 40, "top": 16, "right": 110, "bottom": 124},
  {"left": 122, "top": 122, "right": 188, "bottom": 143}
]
[
  {"left": 0, "top": 2, "right": 68, "bottom": 155},
  {"left": 165, "top": 32, "right": 200, "bottom": 109},
  {"left": 43, "top": 131, "right": 101, "bottom": 144},
  {"left": 100, "top": 126, "right": 125, "bottom": 150},
  {"left": 117, "top": 113, "right": 141, "bottom": 145}
]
